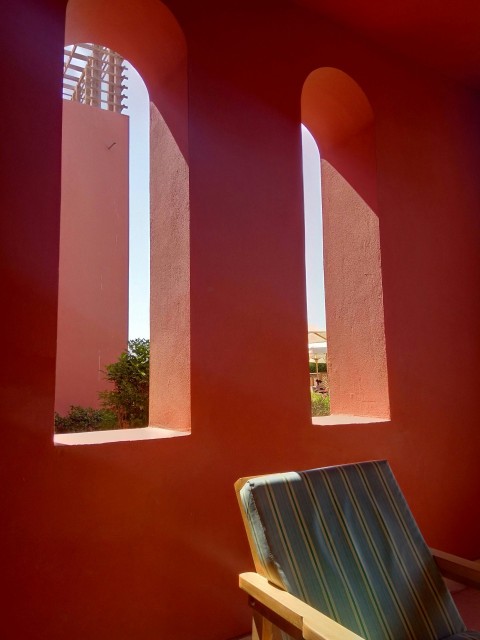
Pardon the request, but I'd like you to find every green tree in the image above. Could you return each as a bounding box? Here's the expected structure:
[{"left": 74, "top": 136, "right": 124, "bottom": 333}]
[{"left": 100, "top": 338, "right": 150, "bottom": 428}]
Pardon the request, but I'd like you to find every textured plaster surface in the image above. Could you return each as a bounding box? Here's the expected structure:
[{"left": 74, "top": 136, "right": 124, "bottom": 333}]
[
  {"left": 321, "top": 160, "right": 389, "bottom": 418},
  {"left": 2, "top": 2, "right": 480, "bottom": 639},
  {"left": 149, "top": 105, "right": 190, "bottom": 430}
]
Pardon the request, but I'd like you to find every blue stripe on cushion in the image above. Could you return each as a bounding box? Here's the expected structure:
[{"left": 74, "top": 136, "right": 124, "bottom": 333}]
[{"left": 240, "top": 461, "right": 467, "bottom": 640}]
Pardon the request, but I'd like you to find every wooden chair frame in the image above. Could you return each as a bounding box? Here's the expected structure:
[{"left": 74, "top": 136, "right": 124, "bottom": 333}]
[{"left": 235, "top": 476, "right": 480, "bottom": 640}]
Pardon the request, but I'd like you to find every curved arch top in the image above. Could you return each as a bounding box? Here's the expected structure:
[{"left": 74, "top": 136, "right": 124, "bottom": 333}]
[
  {"left": 66, "top": 0, "right": 188, "bottom": 157},
  {"left": 302, "top": 67, "right": 373, "bottom": 155}
]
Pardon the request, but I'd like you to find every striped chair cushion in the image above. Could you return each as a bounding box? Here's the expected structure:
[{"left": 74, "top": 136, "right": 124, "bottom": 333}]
[{"left": 240, "top": 460, "right": 474, "bottom": 640}]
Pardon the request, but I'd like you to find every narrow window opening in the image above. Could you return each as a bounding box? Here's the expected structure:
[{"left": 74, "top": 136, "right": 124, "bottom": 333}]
[
  {"left": 302, "top": 125, "right": 329, "bottom": 417},
  {"left": 55, "top": 44, "right": 151, "bottom": 436},
  {"left": 54, "top": 1, "right": 191, "bottom": 445},
  {"left": 302, "top": 67, "right": 390, "bottom": 423}
]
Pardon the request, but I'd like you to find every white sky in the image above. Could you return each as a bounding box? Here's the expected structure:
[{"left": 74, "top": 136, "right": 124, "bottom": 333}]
[
  {"left": 123, "top": 69, "right": 326, "bottom": 339},
  {"left": 123, "top": 63, "right": 150, "bottom": 340},
  {"left": 302, "top": 125, "right": 326, "bottom": 330}
]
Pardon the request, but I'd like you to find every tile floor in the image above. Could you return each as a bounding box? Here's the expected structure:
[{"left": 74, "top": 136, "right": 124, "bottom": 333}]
[{"left": 453, "top": 587, "right": 480, "bottom": 629}]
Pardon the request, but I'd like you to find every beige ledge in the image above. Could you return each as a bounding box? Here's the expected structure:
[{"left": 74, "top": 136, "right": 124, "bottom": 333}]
[{"left": 54, "top": 426, "right": 190, "bottom": 446}]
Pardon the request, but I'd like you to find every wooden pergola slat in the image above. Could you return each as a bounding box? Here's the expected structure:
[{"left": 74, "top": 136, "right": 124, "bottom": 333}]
[{"left": 63, "top": 43, "right": 127, "bottom": 114}]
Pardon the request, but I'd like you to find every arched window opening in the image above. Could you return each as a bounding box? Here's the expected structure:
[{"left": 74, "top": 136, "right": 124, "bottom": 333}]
[
  {"left": 55, "top": 43, "right": 150, "bottom": 435},
  {"left": 302, "top": 68, "right": 390, "bottom": 422},
  {"left": 54, "top": 0, "right": 191, "bottom": 444}
]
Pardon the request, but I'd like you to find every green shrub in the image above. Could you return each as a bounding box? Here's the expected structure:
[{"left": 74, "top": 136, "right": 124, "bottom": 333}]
[
  {"left": 54, "top": 339, "right": 149, "bottom": 433},
  {"left": 309, "top": 361, "right": 327, "bottom": 373},
  {"left": 54, "top": 405, "right": 117, "bottom": 433},
  {"left": 311, "top": 390, "right": 330, "bottom": 416}
]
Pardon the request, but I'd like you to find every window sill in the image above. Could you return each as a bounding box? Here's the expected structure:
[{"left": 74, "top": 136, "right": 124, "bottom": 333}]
[
  {"left": 54, "top": 426, "right": 190, "bottom": 446},
  {"left": 312, "top": 414, "right": 390, "bottom": 426}
]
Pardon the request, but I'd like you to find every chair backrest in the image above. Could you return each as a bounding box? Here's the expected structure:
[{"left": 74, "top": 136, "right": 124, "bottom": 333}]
[{"left": 237, "top": 460, "right": 466, "bottom": 640}]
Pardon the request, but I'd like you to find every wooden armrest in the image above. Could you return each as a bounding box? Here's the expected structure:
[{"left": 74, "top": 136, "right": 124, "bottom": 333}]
[
  {"left": 431, "top": 548, "right": 480, "bottom": 589},
  {"left": 303, "top": 616, "right": 363, "bottom": 640},
  {"left": 239, "top": 572, "right": 364, "bottom": 640}
]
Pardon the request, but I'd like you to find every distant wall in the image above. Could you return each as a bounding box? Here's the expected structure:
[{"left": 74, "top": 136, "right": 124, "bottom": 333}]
[{"left": 55, "top": 100, "right": 129, "bottom": 414}]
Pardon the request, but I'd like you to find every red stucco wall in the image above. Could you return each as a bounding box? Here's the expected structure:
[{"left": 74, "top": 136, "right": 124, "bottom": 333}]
[
  {"left": 1, "top": 1, "right": 480, "bottom": 639},
  {"left": 149, "top": 104, "right": 190, "bottom": 430},
  {"left": 55, "top": 100, "right": 129, "bottom": 415}
]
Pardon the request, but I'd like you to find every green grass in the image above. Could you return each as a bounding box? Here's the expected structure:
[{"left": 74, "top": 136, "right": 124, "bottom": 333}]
[{"left": 311, "top": 391, "right": 330, "bottom": 416}]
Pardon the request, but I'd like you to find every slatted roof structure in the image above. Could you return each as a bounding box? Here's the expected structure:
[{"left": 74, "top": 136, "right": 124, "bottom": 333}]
[{"left": 63, "top": 43, "right": 127, "bottom": 114}]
